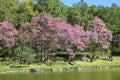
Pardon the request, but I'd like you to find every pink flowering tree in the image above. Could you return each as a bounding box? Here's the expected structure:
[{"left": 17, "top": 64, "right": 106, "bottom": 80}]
[
  {"left": 69, "top": 24, "right": 87, "bottom": 51},
  {"left": 30, "top": 13, "right": 59, "bottom": 62},
  {"left": 53, "top": 18, "right": 76, "bottom": 63},
  {"left": 65, "top": 24, "right": 87, "bottom": 64},
  {"left": 30, "top": 13, "right": 87, "bottom": 63},
  {"left": 54, "top": 18, "right": 88, "bottom": 63},
  {"left": 48, "top": 17, "right": 87, "bottom": 63},
  {"left": 52, "top": 17, "right": 87, "bottom": 50},
  {"left": 86, "top": 17, "right": 112, "bottom": 61},
  {"left": 0, "top": 21, "right": 18, "bottom": 57}
]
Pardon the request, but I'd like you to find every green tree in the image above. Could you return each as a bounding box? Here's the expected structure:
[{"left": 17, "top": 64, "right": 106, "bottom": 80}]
[
  {"left": 0, "top": 0, "right": 18, "bottom": 25},
  {"left": 35, "top": 0, "right": 68, "bottom": 19},
  {"left": 96, "top": 4, "right": 120, "bottom": 34},
  {"left": 16, "top": 0, "right": 34, "bottom": 27},
  {"left": 67, "top": 0, "right": 92, "bottom": 30}
]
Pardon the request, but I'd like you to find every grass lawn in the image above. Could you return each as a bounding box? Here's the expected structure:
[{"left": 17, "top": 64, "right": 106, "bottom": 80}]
[{"left": 0, "top": 56, "right": 120, "bottom": 72}]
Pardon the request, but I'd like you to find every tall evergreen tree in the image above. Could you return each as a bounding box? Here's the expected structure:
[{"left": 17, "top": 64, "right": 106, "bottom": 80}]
[{"left": 35, "top": 0, "right": 68, "bottom": 19}]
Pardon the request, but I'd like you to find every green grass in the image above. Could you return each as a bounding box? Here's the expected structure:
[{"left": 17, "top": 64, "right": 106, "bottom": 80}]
[{"left": 0, "top": 57, "right": 120, "bottom": 72}]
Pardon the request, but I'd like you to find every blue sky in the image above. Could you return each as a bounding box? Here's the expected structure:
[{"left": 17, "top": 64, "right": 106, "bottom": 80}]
[{"left": 61, "top": 0, "right": 120, "bottom": 7}]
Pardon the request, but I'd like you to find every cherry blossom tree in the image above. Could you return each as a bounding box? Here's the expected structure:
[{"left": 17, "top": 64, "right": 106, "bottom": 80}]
[
  {"left": 69, "top": 24, "right": 87, "bottom": 51},
  {"left": 86, "top": 17, "right": 112, "bottom": 61},
  {"left": 0, "top": 21, "right": 18, "bottom": 57},
  {"left": 28, "top": 13, "right": 113, "bottom": 63},
  {"left": 30, "top": 13, "right": 87, "bottom": 63},
  {"left": 30, "top": 13, "right": 59, "bottom": 62},
  {"left": 56, "top": 23, "right": 87, "bottom": 63}
]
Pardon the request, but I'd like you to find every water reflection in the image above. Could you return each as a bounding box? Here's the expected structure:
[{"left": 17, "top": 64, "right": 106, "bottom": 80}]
[{"left": 0, "top": 68, "right": 120, "bottom": 80}]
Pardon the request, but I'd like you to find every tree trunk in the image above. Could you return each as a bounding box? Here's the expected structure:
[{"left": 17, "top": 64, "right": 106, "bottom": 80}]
[
  {"left": 91, "top": 47, "right": 95, "bottom": 62},
  {"left": 91, "top": 52, "right": 95, "bottom": 62}
]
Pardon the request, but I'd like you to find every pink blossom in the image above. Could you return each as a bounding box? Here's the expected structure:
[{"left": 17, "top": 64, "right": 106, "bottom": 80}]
[
  {"left": 0, "top": 21, "right": 18, "bottom": 47},
  {"left": 86, "top": 17, "right": 112, "bottom": 49}
]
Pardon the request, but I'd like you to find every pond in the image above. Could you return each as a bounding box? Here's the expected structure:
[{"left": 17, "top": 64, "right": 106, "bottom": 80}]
[{"left": 0, "top": 68, "right": 120, "bottom": 80}]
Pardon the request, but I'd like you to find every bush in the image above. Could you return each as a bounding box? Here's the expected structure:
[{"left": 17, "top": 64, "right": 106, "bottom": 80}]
[
  {"left": 0, "top": 57, "right": 4, "bottom": 62},
  {"left": 14, "top": 46, "right": 35, "bottom": 64}
]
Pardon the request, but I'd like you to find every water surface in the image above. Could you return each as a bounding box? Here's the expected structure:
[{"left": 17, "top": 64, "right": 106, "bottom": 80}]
[{"left": 0, "top": 68, "right": 120, "bottom": 80}]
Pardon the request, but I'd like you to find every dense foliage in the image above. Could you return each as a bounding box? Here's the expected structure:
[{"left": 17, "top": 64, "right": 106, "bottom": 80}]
[
  {"left": 0, "top": 0, "right": 119, "bottom": 64},
  {"left": 0, "top": 21, "right": 18, "bottom": 57},
  {"left": 30, "top": 13, "right": 87, "bottom": 62}
]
